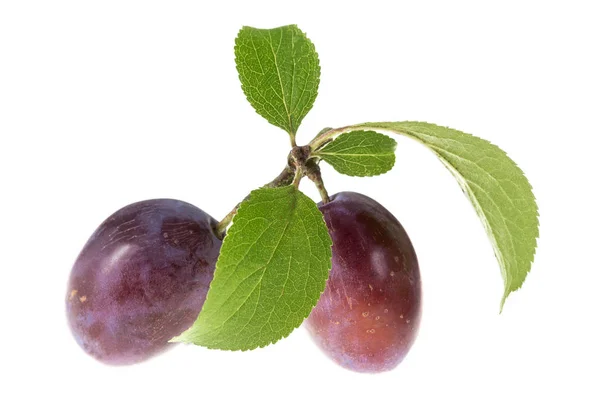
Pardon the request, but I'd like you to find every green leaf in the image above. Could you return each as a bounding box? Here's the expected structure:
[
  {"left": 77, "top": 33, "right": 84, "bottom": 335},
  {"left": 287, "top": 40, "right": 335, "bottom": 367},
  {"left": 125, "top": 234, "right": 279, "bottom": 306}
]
[
  {"left": 235, "top": 25, "right": 320, "bottom": 137},
  {"left": 172, "top": 186, "right": 332, "bottom": 350},
  {"left": 315, "top": 130, "right": 397, "bottom": 176},
  {"left": 353, "top": 121, "right": 539, "bottom": 310}
]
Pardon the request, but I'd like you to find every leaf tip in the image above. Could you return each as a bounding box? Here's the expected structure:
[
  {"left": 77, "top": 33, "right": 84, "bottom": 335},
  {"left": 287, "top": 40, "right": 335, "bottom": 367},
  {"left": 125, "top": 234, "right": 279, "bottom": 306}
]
[{"left": 499, "top": 296, "right": 507, "bottom": 314}]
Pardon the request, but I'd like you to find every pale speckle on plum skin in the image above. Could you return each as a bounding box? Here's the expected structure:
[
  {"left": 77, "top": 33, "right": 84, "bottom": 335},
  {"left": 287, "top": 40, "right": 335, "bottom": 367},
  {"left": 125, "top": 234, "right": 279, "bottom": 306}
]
[
  {"left": 306, "top": 192, "right": 422, "bottom": 373},
  {"left": 66, "top": 199, "right": 221, "bottom": 366}
]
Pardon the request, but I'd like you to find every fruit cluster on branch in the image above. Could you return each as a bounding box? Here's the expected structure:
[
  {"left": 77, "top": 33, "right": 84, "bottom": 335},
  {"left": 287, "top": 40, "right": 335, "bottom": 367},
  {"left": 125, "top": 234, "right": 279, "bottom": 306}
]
[{"left": 65, "top": 24, "right": 538, "bottom": 374}]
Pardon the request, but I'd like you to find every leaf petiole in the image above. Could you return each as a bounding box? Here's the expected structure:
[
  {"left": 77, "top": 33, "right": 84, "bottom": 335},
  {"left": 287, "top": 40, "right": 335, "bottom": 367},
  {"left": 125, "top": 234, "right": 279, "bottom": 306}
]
[
  {"left": 292, "top": 167, "right": 303, "bottom": 187},
  {"left": 309, "top": 125, "right": 353, "bottom": 151}
]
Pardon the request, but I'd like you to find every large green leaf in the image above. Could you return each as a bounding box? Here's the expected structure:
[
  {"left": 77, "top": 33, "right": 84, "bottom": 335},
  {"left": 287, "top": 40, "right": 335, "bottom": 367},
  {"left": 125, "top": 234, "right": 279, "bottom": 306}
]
[
  {"left": 235, "top": 25, "right": 320, "bottom": 137},
  {"left": 354, "top": 121, "right": 539, "bottom": 310},
  {"left": 315, "top": 130, "right": 397, "bottom": 176},
  {"left": 172, "top": 186, "right": 332, "bottom": 350}
]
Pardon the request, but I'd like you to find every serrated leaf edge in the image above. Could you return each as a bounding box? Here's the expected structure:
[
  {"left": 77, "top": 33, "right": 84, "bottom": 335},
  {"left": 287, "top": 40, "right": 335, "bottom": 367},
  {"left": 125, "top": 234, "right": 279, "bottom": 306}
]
[
  {"left": 171, "top": 186, "right": 333, "bottom": 350},
  {"left": 234, "top": 25, "right": 321, "bottom": 136},
  {"left": 314, "top": 129, "right": 398, "bottom": 177},
  {"left": 353, "top": 122, "right": 539, "bottom": 311}
]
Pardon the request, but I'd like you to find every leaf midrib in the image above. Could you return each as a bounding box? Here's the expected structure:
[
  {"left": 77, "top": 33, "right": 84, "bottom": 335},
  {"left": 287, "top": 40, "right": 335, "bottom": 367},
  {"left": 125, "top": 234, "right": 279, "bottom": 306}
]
[
  {"left": 267, "top": 29, "right": 293, "bottom": 134},
  {"left": 317, "top": 152, "right": 395, "bottom": 157},
  {"left": 358, "top": 123, "right": 524, "bottom": 300},
  {"left": 200, "top": 192, "right": 298, "bottom": 343}
]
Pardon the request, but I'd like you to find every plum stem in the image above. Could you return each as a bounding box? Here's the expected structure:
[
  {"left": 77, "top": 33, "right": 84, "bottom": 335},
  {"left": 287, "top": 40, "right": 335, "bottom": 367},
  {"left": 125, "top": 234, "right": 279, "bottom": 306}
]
[
  {"left": 215, "top": 208, "right": 237, "bottom": 239},
  {"left": 305, "top": 159, "right": 330, "bottom": 204},
  {"left": 215, "top": 164, "right": 296, "bottom": 239},
  {"left": 216, "top": 135, "right": 336, "bottom": 239},
  {"left": 290, "top": 145, "right": 330, "bottom": 203}
]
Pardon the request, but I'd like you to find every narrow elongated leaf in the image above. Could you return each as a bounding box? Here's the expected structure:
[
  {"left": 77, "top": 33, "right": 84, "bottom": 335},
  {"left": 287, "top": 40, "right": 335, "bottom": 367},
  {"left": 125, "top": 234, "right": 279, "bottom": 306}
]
[
  {"left": 172, "top": 186, "right": 332, "bottom": 350},
  {"left": 235, "top": 25, "right": 320, "bottom": 136},
  {"left": 354, "top": 121, "right": 539, "bottom": 310},
  {"left": 315, "top": 130, "right": 397, "bottom": 176}
]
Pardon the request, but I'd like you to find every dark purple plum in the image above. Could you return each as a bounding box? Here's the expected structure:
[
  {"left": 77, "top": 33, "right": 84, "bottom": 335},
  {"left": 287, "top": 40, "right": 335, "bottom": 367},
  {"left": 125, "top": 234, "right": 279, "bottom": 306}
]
[
  {"left": 306, "top": 192, "right": 422, "bottom": 373},
  {"left": 66, "top": 199, "right": 221, "bottom": 365}
]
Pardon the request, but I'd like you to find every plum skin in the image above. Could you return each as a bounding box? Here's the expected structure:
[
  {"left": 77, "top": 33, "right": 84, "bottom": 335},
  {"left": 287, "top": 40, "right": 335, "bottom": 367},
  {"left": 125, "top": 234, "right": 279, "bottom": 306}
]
[
  {"left": 66, "top": 199, "right": 221, "bottom": 365},
  {"left": 306, "top": 192, "right": 422, "bottom": 373}
]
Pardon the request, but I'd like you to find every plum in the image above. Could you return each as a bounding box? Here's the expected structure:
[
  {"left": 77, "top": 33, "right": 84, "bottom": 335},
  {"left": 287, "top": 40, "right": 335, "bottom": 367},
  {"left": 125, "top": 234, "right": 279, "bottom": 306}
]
[
  {"left": 66, "top": 199, "right": 221, "bottom": 365},
  {"left": 306, "top": 192, "right": 422, "bottom": 373}
]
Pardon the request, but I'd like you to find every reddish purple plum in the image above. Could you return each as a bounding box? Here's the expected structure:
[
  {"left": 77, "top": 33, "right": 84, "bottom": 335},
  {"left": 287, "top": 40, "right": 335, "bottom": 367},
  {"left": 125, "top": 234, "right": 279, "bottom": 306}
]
[
  {"left": 306, "top": 192, "right": 422, "bottom": 373},
  {"left": 66, "top": 199, "right": 221, "bottom": 365}
]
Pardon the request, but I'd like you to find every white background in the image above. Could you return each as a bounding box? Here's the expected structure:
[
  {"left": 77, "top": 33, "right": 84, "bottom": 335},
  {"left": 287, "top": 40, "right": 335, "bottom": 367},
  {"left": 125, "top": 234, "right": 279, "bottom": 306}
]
[{"left": 1, "top": 1, "right": 599, "bottom": 399}]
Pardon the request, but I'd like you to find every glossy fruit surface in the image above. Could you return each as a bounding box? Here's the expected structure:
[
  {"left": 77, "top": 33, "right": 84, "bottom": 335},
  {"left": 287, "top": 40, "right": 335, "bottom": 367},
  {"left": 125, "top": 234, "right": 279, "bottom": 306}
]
[
  {"left": 66, "top": 199, "right": 221, "bottom": 365},
  {"left": 306, "top": 191, "right": 421, "bottom": 373}
]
